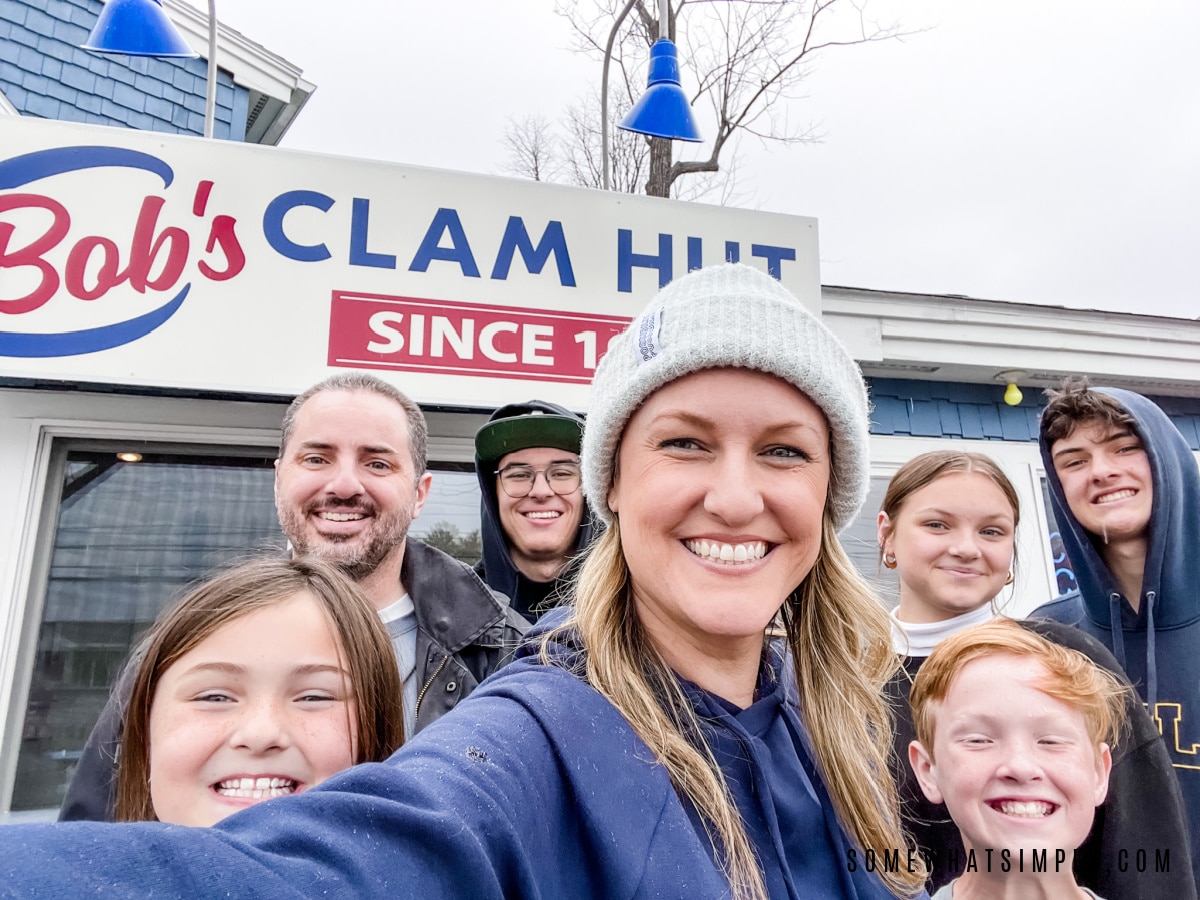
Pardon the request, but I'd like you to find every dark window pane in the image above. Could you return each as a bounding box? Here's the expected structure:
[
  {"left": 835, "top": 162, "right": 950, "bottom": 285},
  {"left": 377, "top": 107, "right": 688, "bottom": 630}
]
[
  {"left": 411, "top": 470, "right": 483, "bottom": 566},
  {"left": 12, "top": 449, "right": 281, "bottom": 812},
  {"left": 1040, "top": 476, "right": 1077, "bottom": 597}
]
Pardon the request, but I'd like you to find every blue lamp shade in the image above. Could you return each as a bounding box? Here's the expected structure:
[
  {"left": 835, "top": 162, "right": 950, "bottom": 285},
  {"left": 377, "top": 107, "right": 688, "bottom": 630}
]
[
  {"left": 82, "top": 0, "right": 198, "bottom": 57},
  {"left": 619, "top": 39, "right": 702, "bottom": 142}
]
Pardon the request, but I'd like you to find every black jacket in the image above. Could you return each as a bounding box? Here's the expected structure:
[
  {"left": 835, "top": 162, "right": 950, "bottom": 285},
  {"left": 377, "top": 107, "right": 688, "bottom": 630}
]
[
  {"left": 58, "top": 539, "right": 528, "bottom": 822},
  {"left": 887, "top": 616, "right": 1195, "bottom": 898}
]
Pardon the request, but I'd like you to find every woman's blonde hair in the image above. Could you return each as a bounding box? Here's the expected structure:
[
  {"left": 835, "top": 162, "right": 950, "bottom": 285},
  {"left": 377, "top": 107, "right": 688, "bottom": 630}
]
[
  {"left": 547, "top": 513, "right": 925, "bottom": 899},
  {"left": 114, "top": 556, "right": 404, "bottom": 823}
]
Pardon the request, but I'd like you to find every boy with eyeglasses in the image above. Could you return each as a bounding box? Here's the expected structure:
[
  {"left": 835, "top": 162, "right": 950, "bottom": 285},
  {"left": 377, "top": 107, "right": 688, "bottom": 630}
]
[{"left": 474, "top": 401, "right": 596, "bottom": 622}]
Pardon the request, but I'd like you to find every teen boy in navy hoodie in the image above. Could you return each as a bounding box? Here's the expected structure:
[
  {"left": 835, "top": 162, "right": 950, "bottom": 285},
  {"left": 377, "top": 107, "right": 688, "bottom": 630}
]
[{"left": 1035, "top": 378, "right": 1200, "bottom": 885}]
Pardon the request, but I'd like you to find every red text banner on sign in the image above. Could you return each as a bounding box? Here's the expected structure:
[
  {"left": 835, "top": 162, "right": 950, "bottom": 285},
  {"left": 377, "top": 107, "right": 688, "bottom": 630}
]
[{"left": 328, "top": 292, "right": 632, "bottom": 384}]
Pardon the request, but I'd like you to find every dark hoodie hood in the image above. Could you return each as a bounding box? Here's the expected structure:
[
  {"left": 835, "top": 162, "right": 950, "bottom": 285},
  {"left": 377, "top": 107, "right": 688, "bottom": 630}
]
[
  {"left": 475, "top": 400, "right": 598, "bottom": 623},
  {"left": 1042, "top": 387, "right": 1200, "bottom": 630},
  {"left": 1041, "top": 388, "right": 1200, "bottom": 703}
]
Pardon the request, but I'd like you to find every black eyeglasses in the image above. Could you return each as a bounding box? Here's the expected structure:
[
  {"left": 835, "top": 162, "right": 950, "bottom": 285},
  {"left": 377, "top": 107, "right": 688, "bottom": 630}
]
[{"left": 495, "top": 462, "right": 582, "bottom": 498}]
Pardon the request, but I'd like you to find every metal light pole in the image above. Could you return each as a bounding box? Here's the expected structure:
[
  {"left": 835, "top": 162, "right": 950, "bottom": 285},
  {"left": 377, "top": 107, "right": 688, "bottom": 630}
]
[
  {"left": 202, "top": 0, "right": 216, "bottom": 138},
  {"left": 601, "top": 0, "right": 639, "bottom": 191},
  {"left": 82, "top": 0, "right": 217, "bottom": 139}
]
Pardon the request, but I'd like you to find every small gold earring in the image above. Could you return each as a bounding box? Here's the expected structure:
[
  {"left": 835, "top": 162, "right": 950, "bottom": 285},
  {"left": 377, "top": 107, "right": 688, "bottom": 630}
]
[
  {"left": 1005, "top": 570, "right": 1014, "bottom": 585},
  {"left": 883, "top": 553, "right": 897, "bottom": 570}
]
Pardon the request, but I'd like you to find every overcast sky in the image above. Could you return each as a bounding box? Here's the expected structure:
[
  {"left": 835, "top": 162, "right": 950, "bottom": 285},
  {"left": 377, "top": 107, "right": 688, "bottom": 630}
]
[{"left": 207, "top": 0, "right": 1199, "bottom": 319}]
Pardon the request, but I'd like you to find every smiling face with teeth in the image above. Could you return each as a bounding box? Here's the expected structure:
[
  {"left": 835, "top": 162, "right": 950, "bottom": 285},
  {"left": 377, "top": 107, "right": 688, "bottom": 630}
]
[
  {"left": 879, "top": 470, "right": 1016, "bottom": 625},
  {"left": 275, "top": 389, "right": 432, "bottom": 601},
  {"left": 1051, "top": 420, "right": 1152, "bottom": 555},
  {"left": 496, "top": 446, "right": 585, "bottom": 582},
  {"left": 607, "top": 368, "right": 829, "bottom": 701},
  {"left": 147, "top": 591, "right": 358, "bottom": 826},
  {"left": 909, "top": 654, "right": 1111, "bottom": 862}
]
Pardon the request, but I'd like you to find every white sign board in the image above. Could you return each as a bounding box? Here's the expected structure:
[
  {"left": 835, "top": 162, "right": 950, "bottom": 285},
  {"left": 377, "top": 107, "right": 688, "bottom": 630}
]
[{"left": 0, "top": 117, "right": 819, "bottom": 409}]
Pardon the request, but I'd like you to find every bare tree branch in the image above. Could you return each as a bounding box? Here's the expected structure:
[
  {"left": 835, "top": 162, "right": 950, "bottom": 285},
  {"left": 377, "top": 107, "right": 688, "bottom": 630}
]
[
  {"left": 499, "top": 114, "right": 562, "bottom": 183},
  {"left": 543, "top": 0, "right": 920, "bottom": 198}
]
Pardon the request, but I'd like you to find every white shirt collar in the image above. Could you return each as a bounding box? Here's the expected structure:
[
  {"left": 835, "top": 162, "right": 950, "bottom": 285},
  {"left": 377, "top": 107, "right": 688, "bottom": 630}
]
[{"left": 889, "top": 604, "right": 997, "bottom": 657}]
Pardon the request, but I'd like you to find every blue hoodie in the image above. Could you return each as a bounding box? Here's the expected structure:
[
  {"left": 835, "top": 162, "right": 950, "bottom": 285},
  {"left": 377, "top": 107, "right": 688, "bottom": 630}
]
[
  {"left": 1035, "top": 387, "right": 1200, "bottom": 881},
  {"left": 0, "top": 613, "right": 917, "bottom": 899}
]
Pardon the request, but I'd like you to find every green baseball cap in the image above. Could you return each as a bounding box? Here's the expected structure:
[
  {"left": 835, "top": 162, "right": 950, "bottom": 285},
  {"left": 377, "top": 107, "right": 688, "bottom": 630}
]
[{"left": 474, "top": 401, "right": 584, "bottom": 465}]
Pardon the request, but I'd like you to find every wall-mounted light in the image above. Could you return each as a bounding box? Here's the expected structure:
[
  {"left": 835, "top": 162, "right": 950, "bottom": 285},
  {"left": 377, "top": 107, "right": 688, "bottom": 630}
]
[
  {"left": 116, "top": 452, "right": 143, "bottom": 463},
  {"left": 995, "top": 370, "right": 1027, "bottom": 406}
]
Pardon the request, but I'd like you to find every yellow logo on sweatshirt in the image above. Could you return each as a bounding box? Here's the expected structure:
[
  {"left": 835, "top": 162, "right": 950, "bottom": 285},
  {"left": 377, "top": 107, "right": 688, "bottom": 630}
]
[{"left": 1152, "top": 703, "right": 1200, "bottom": 770}]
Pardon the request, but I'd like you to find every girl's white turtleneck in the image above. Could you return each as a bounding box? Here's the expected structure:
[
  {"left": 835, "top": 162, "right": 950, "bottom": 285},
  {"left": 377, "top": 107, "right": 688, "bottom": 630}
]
[{"left": 889, "top": 603, "right": 997, "bottom": 657}]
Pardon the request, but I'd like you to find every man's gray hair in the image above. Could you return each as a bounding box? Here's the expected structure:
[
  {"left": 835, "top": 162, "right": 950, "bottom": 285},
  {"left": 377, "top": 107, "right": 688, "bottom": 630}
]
[{"left": 279, "top": 372, "right": 428, "bottom": 476}]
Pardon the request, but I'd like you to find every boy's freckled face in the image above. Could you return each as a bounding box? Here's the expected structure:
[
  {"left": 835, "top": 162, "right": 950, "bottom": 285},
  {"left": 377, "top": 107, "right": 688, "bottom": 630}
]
[{"left": 910, "top": 654, "right": 1111, "bottom": 859}]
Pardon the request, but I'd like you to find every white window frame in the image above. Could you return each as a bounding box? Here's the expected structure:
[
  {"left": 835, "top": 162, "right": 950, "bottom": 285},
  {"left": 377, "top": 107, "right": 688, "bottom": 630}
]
[
  {"left": 0, "top": 391, "right": 285, "bottom": 821},
  {"left": 0, "top": 389, "right": 482, "bottom": 821}
]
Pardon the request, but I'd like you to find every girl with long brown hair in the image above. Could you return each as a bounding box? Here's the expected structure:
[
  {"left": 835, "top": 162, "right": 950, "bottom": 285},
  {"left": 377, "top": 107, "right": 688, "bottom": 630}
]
[{"left": 115, "top": 556, "right": 404, "bottom": 825}]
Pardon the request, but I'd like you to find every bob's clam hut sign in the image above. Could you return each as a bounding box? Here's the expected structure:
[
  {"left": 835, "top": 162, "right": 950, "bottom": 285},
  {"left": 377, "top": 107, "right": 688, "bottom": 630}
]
[{"left": 0, "top": 117, "right": 818, "bottom": 408}]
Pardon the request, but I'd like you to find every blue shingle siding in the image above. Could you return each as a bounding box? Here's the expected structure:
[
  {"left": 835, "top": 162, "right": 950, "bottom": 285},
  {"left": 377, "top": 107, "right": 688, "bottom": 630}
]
[
  {"left": 936, "top": 400, "right": 961, "bottom": 437},
  {"left": 958, "top": 404, "right": 985, "bottom": 439},
  {"left": 4, "top": 82, "right": 27, "bottom": 107},
  {"left": 133, "top": 71, "right": 165, "bottom": 98},
  {"left": 25, "top": 92, "right": 60, "bottom": 117},
  {"left": 111, "top": 81, "right": 145, "bottom": 112},
  {"left": 1171, "top": 415, "right": 1200, "bottom": 449},
  {"left": 227, "top": 83, "right": 247, "bottom": 139},
  {"left": 0, "top": 0, "right": 28, "bottom": 26},
  {"left": 23, "top": 6, "right": 56, "bottom": 37},
  {"left": 866, "top": 377, "right": 1200, "bottom": 450},
  {"left": 59, "top": 61, "right": 93, "bottom": 92},
  {"left": 161, "top": 82, "right": 184, "bottom": 105},
  {"left": 73, "top": 90, "right": 100, "bottom": 113},
  {"left": 0, "top": 0, "right": 249, "bottom": 140},
  {"left": 908, "top": 400, "right": 943, "bottom": 437},
  {"left": 869, "top": 396, "right": 909, "bottom": 435},
  {"left": 19, "top": 70, "right": 48, "bottom": 95},
  {"left": 45, "top": 77, "right": 76, "bottom": 104}
]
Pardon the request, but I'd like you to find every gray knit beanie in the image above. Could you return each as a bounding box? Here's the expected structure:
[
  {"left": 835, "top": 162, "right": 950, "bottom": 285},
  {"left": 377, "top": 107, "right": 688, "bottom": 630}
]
[{"left": 583, "top": 263, "right": 870, "bottom": 532}]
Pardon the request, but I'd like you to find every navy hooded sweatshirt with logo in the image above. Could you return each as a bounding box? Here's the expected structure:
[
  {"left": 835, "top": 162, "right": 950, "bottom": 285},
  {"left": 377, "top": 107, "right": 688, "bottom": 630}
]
[
  {"left": 0, "top": 610, "right": 916, "bottom": 899},
  {"left": 474, "top": 401, "right": 597, "bottom": 623},
  {"left": 1035, "top": 387, "right": 1200, "bottom": 883}
]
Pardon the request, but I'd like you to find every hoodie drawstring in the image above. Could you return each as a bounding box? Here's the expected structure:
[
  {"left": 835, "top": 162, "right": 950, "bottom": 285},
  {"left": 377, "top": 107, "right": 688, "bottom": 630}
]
[
  {"left": 1108, "top": 590, "right": 1159, "bottom": 709},
  {"left": 1145, "top": 590, "right": 1158, "bottom": 709},
  {"left": 1109, "top": 592, "right": 1127, "bottom": 672}
]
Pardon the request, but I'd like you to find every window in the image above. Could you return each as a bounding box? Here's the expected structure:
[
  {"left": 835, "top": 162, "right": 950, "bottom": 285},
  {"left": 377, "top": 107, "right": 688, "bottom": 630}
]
[
  {"left": 11, "top": 446, "right": 281, "bottom": 812},
  {"left": 8, "top": 440, "right": 485, "bottom": 814},
  {"left": 411, "top": 467, "right": 483, "bottom": 566},
  {"left": 1040, "top": 477, "right": 1078, "bottom": 598}
]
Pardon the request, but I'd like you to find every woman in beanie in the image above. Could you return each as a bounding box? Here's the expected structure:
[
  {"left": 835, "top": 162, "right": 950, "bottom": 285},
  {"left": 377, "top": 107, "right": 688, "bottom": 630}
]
[{"left": 0, "top": 265, "right": 925, "bottom": 900}]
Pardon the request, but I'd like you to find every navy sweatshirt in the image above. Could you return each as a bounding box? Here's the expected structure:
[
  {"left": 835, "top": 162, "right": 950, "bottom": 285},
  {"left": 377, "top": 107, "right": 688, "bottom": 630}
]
[
  {"left": 0, "top": 613, "right": 917, "bottom": 899},
  {"left": 1035, "top": 387, "right": 1200, "bottom": 884}
]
